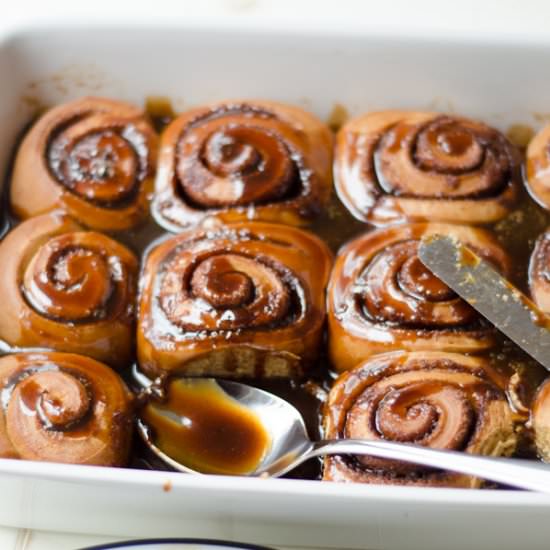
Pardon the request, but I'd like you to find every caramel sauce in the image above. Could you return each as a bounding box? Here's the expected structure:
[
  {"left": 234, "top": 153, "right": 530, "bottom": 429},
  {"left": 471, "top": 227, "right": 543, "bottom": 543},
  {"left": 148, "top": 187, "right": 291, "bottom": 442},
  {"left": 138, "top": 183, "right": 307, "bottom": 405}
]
[
  {"left": 145, "top": 96, "right": 176, "bottom": 133},
  {"left": 506, "top": 124, "right": 535, "bottom": 149},
  {"left": 141, "top": 379, "right": 270, "bottom": 475},
  {"left": 326, "top": 103, "right": 349, "bottom": 133},
  {"left": 459, "top": 245, "right": 481, "bottom": 268},
  {"left": 432, "top": 127, "right": 473, "bottom": 156},
  {"left": 18, "top": 379, "right": 42, "bottom": 411},
  {"left": 385, "top": 124, "right": 412, "bottom": 154}
]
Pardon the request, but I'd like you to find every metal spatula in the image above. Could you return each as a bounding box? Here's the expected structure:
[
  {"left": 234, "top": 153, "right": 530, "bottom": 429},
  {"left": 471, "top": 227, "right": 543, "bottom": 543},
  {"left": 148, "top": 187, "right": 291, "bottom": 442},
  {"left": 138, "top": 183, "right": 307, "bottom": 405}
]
[{"left": 418, "top": 234, "right": 550, "bottom": 371}]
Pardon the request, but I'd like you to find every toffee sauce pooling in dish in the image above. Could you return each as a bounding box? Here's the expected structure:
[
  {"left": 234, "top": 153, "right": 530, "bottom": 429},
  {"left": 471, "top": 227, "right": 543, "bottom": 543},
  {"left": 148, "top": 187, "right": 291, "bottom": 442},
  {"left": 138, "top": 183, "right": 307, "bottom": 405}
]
[
  {"left": 141, "top": 378, "right": 270, "bottom": 475},
  {"left": 1, "top": 99, "right": 549, "bottom": 478}
]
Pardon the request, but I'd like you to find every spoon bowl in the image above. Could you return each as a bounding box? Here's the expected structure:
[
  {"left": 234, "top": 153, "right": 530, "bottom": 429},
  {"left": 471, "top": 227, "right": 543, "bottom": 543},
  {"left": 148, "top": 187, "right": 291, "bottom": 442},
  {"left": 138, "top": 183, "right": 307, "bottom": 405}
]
[
  {"left": 135, "top": 373, "right": 313, "bottom": 477},
  {"left": 133, "top": 367, "right": 550, "bottom": 493}
]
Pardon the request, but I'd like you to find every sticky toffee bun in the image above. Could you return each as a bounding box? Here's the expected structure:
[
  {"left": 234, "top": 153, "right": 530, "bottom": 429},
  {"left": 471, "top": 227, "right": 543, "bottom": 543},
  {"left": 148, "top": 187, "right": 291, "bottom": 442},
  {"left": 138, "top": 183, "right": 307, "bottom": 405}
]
[
  {"left": 10, "top": 97, "right": 158, "bottom": 231},
  {"left": 0, "top": 213, "right": 138, "bottom": 369},
  {"left": 334, "top": 111, "right": 521, "bottom": 225},
  {"left": 323, "top": 351, "right": 516, "bottom": 487},
  {"left": 327, "top": 223, "right": 510, "bottom": 372},
  {"left": 0, "top": 352, "right": 133, "bottom": 466},
  {"left": 152, "top": 100, "right": 333, "bottom": 231},
  {"left": 137, "top": 222, "right": 333, "bottom": 379}
]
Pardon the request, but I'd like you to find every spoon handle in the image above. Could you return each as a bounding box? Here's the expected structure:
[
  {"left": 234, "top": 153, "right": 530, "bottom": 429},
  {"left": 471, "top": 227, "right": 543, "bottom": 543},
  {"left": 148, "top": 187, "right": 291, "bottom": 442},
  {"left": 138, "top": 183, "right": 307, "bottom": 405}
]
[{"left": 309, "top": 439, "right": 550, "bottom": 493}]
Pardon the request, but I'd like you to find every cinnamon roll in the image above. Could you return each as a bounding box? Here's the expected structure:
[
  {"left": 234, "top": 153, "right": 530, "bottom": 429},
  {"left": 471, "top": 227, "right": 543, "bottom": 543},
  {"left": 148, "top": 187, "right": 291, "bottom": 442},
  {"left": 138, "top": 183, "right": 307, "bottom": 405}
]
[
  {"left": 335, "top": 111, "right": 521, "bottom": 225},
  {"left": 525, "top": 123, "right": 550, "bottom": 211},
  {"left": 11, "top": 97, "right": 158, "bottom": 231},
  {"left": 328, "top": 223, "right": 511, "bottom": 372},
  {"left": 532, "top": 378, "right": 550, "bottom": 462},
  {"left": 138, "top": 222, "right": 333, "bottom": 378},
  {"left": 152, "top": 100, "right": 333, "bottom": 231},
  {"left": 529, "top": 229, "right": 550, "bottom": 314},
  {"left": 323, "top": 351, "right": 517, "bottom": 487},
  {"left": 0, "top": 352, "right": 133, "bottom": 466},
  {"left": 0, "top": 213, "right": 138, "bottom": 369}
]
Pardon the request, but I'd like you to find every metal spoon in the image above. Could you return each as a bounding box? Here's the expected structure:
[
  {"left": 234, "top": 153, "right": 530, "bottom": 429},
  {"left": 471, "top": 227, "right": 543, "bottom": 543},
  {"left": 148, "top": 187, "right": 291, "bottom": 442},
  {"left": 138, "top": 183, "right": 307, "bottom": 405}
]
[{"left": 133, "top": 368, "right": 550, "bottom": 493}]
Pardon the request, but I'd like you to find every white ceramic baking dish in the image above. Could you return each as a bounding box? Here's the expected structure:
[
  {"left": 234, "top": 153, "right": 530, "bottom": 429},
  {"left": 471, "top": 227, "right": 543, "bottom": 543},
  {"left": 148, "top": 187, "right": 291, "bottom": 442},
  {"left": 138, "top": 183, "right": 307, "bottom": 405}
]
[{"left": 2, "top": 18, "right": 550, "bottom": 550}]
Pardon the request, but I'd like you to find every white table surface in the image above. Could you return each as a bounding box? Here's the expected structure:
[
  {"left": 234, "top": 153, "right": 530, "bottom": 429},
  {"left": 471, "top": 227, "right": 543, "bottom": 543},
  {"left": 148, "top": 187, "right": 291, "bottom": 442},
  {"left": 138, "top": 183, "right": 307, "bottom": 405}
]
[
  {"left": 3, "top": 0, "right": 550, "bottom": 548},
  {"left": 0, "top": 527, "right": 315, "bottom": 550},
  {"left": 0, "top": 528, "right": 113, "bottom": 550}
]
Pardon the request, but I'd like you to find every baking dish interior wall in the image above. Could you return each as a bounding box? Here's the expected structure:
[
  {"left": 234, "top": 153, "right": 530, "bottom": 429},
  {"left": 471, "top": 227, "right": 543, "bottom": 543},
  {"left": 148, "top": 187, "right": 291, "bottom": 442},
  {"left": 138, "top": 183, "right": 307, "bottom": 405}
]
[{"left": 2, "top": 27, "right": 550, "bottom": 155}]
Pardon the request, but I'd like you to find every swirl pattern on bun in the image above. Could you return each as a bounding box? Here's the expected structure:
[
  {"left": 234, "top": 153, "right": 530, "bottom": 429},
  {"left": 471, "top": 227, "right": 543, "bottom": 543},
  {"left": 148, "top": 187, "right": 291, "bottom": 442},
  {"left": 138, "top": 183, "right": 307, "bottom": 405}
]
[
  {"left": 152, "top": 100, "right": 333, "bottom": 230},
  {"left": 328, "top": 223, "right": 511, "bottom": 372},
  {"left": 11, "top": 97, "right": 158, "bottom": 231},
  {"left": 334, "top": 111, "right": 521, "bottom": 225},
  {"left": 138, "top": 222, "right": 333, "bottom": 378},
  {"left": 0, "top": 352, "right": 133, "bottom": 466},
  {"left": 0, "top": 213, "right": 138, "bottom": 369},
  {"left": 323, "top": 351, "right": 516, "bottom": 487}
]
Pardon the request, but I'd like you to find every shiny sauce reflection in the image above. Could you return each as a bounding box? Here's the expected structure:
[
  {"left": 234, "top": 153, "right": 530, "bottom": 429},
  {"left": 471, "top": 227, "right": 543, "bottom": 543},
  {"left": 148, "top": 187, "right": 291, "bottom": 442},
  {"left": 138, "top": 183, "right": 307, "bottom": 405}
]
[{"left": 141, "top": 378, "right": 270, "bottom": 475}]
